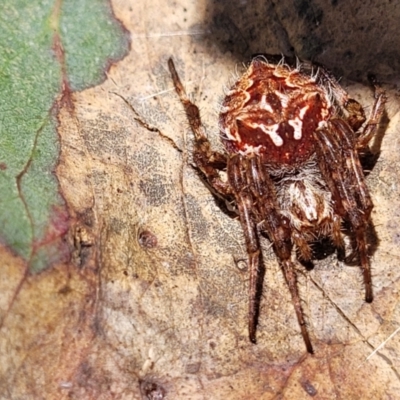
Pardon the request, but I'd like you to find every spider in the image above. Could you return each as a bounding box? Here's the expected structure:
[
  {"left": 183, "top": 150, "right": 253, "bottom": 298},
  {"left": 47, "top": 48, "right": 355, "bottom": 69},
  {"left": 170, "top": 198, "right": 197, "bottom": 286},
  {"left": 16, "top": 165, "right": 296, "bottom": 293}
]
[{"left": 168, "top": 56, "right": 386, "bottom": 353}]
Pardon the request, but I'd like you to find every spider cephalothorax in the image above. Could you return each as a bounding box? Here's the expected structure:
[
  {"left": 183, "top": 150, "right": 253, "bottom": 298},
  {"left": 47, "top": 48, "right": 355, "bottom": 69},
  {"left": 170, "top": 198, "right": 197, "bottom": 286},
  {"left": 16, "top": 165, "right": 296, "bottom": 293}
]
[{"left": 168, "top": 56, "right": 386, "bottom": 353}]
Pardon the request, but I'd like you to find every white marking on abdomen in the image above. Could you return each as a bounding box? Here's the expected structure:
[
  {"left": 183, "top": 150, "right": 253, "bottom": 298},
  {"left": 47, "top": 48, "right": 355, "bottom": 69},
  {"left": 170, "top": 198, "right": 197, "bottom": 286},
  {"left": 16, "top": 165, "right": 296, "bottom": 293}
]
[
  {"left": 260, "top": 95, "right": 274, "bottom": 113},
  {"left": 288, "top": 117, "right": 303, "bottom": 140},
  {"left": 239, "top": 144, "right": 263, "bottom": 155},
  {"left": 288, "top": 105, "right": 308, "bottom": 140},
  {"left": 299, "top": 105, "right": 309, "bottom": 119},
  {"left": 246, "top": 122, "right": 283, "bottom": 146},
  {"left": 224, "top": 125, "right": 238, "bottom": 141},
  {"left": 275, "top": 91, "right": 289, "bottom": 108}
]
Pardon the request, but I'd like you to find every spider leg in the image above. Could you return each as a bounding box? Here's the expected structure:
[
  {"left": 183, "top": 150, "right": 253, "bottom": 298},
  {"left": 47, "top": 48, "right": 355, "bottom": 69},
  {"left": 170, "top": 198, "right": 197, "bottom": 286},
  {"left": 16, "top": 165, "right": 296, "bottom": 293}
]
[
  {"left": 316, "top": 67, "right": 367, "bottom": 131},
  {"left": 314, "top": 119, "right": 374, "bottom": 302},
  {"left": 240, "top": 193, "right": 261, "bottom": 345},
  {"left": 247, "top": 157, "right": 314, "bottom": 352},
  {"left": 281, "top": 259, "right": 314, "bottom": 353},
  {"left": 228, "top": 155, "right": 262, "bottom": 344},
  {"left": 292, "top": 231, "right": 313, "bottom": 261},
  {"left": 317, "top": 66, "right": 386, "bottom": 146},
  {"left": 229, "top": 155, "right": 314, "bottom": 353},
  {"left": 356, "top": 84, "right": 387, "bottom": 149},
  {"left": 168, "top": 58, "right": 231, "bottom": 196}
]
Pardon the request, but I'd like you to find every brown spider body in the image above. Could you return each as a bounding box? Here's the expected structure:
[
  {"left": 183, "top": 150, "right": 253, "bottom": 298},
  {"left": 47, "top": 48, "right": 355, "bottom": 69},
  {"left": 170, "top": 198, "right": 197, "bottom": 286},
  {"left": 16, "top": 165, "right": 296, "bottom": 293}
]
[
  {"left": 168, "top": 57, "right": 386, "bottom": 353},
  {"left": 220, "top": 60, "right": 338, "bottom": 259}
]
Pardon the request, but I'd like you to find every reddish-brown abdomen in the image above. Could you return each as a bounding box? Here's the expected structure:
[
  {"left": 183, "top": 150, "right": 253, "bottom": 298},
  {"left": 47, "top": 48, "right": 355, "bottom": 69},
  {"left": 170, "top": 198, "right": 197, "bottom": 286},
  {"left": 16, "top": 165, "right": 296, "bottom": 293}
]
[{"left": 219, "top": 58, "right": 332, "bottom": 166}]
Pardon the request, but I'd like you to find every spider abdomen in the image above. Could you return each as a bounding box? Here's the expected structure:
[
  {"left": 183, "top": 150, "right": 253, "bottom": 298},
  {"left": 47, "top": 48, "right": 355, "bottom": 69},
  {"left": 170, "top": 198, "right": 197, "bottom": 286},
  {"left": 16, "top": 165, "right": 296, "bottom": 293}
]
[{"left": 220, "top": 58, "right": 332, "bottom": 166}]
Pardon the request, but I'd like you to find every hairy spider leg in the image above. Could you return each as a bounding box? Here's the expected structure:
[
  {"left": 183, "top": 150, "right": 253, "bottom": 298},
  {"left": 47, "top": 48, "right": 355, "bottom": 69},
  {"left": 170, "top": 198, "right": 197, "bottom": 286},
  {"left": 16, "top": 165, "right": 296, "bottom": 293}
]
[
  {"left": 229, "top": 155, "right": 314, "bottom": 353},
  {"left": 356, "top": 85, "right": 387, "bottom": 149},
  {"left": 169, "top": 58, "right": 263, "bottom": 346},
  {"left": 315, "top": 67, "right": 367, "bottom": 132},
  {"left": 317, "top": 66, "right": 386, "bottom": 145},
  {"left": 313, "top": 70, "right": 386, "bottom": 303},
  {"left": 168, "top": 58, "right": 231, "bottom": 196},
  {"left": 250, "top": 156, "right": 314, "bottom": 354},
  {"left": 228, "top": 155, "right": 262, "bottom": 345},
  {"left": 314, "top": 120, "right": 374, "bottom": 302}
]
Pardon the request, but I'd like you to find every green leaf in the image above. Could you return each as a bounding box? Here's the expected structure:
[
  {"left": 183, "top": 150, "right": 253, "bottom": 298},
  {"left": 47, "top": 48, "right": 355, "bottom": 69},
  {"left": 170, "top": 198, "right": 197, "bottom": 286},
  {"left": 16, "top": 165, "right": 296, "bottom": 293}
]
[
  {"left": 60, "top": 0, "right": 129, "bottom": 91},
  {"left": 0, "top": 0, "right": 129, "bottom": 271}
]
